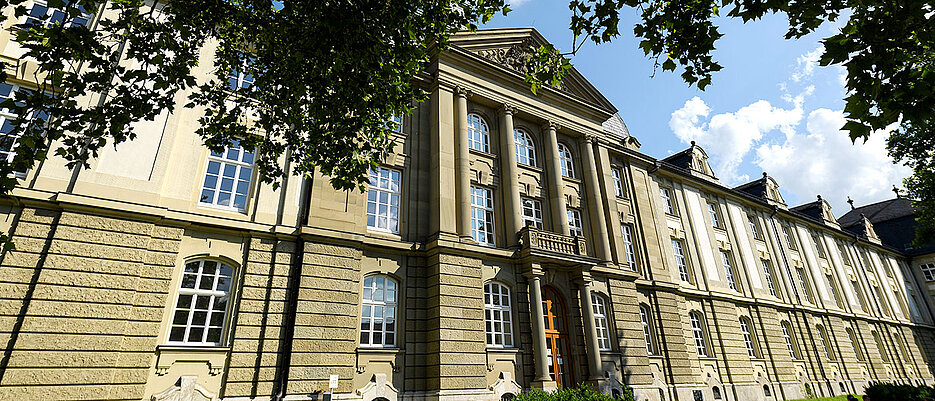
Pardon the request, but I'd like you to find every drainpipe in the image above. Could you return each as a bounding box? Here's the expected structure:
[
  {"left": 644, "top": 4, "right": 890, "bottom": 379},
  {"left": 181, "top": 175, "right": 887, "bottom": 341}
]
[{"left": 273, "top": 174, "right": 312, "bottom": 401}]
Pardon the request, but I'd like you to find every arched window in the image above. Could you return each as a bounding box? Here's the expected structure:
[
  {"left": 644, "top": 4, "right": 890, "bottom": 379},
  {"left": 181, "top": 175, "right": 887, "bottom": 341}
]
[
  {"left": 846, "top": 327, "right": 864, "bottom": 361},
  {"left": 781, "top": 321, "right": 798, "bottom": 359},
  {"left": 501, "top": 393, "right": 515, "bottom": 401},
  {"left": 839, "top": 382, "right": 846, "bottom": 393},
  {"left": 872, "top": 330, "right": 889, "bottom": 362},
  {"left": 712, "top": 386, "right": 722, "bottom": 400},
  {"left": 360, "top": 275, "right": 398, "bottom": 347},
  {"left": 894, "top": 331, "right": 910, "bottom": 362},
  {"left": 515, "top": 129, "right": 536, "bottom": 167},
  {"left": 592, "top": 294, "right": 611, "bottom": 350},
  {"left": 817, "top": 325, "right": 835, "bottom": 360},
  {"left": 640, "top": 303, "right": 655, "bottom": 355},
  {"left": 689, "top": 311, "right": 710, "bottom": 357},
  {"left": 467, "top": 113, "right": 490, "bottom": 152},
  {"left": 169, "top": 259, "right": 235, "bottom": 345},
  {"left": 557, "top": 143, "right": 575, "bottom": 178},
  {"left": 763, "top": 384, "right": 772, "bottom": 397},
  {"left": 739, "top": 316, "right": 759, "bottom": 358},
  {"left": 484, "top": 281, "right": 513, "bottom": 347}
]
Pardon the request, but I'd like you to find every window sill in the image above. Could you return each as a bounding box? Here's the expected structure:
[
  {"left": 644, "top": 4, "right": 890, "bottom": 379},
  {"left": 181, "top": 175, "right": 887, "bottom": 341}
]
[
  {"left": 562, "top": 176, "right": 582, "bottom": 184},
  {"left": 197, "top": 203, "right": 248, "bottom": 215},
  {"left": 486, "top": 347, "right": 521, "bottom": 353},
  {"left": 155, "top": 345, "right": 230, "bottom": 376},
  {"left": 158, "top": 344, "right": 231, "bottom": 352},
  {"left": 469, "top": 148, "right": 498, "bottom": 159},
  {"left": 357, "top": 347, "right": 404, "bottom": 354},
  {"left": 517, "top": 163, "right": 542, "bottom": 174},
  {"left": 366, "top": 229, "right": 402, "bottom": 241}
]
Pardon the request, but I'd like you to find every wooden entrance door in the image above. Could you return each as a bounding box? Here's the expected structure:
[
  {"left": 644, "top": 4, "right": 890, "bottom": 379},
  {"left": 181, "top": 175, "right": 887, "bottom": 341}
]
[{"left": 542, "top": 286, "right": 573, "bottom": 387}]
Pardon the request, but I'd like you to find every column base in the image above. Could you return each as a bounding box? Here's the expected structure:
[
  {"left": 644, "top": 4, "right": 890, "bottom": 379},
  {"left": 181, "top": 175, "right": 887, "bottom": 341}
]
[{"left": 531, "top": 379, "right": 558, "bottom": 393}]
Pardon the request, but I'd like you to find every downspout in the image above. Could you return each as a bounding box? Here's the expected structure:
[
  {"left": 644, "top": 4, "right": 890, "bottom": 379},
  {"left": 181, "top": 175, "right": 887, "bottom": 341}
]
[{"left": 272, "top": 174, "right": 313, "bottom": 401}]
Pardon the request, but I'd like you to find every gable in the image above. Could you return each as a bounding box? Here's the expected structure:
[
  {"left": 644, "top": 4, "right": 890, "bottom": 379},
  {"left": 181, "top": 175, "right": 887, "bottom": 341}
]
[{"left": 449, "top": 28, "right": 616, "bottom": 113}]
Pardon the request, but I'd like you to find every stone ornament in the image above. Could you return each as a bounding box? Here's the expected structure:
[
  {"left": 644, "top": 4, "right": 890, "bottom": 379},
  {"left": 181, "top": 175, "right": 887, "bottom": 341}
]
[
  {"left": 356, "top": 373, "right": 399, "bottom": 401},
  {"left": 151, "top": 376, "right": 217, "bottom": 401}
]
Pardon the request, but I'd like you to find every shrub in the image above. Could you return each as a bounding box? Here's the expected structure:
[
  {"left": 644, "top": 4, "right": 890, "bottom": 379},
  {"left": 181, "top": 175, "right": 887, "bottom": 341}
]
[
  {"left": 515, "top": 383, "right": 636, "bottom": 401},
  {"left": 864, "top": 382, "right": 935, "bottom": 401}
]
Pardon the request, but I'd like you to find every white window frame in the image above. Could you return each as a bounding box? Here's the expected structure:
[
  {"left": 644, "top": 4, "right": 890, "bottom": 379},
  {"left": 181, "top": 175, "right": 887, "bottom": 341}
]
[
  {"left": 467, "top": 113, "right": 490, "bottom": 153},
  {"left": 921, "top": 263, "right": 935, "bottom": 282},
  {"left": 761, "top": 259, "right": 778, "bottom": 297},
  {"left": 826, "top": 274, "right": 843, "bottom": 308},
  {"left": 484, "top": 281, "right": 514, "bottom": 348},
  {"left": 360, "top": 275, "right": 398, "bottom": 348},
  {"left": 739, "top": 317, "right": 758, "bottom": 358},
  {"left": 817, "top": 325, "right": 834, "bottom": 360},
  {"left": 812, "top": 233, "right": 827, "bottom": 259},
  {"left": 199, "top": 141, "right": 255, "bottom": 212},
  {"left": 672, "top": 239, "right": 691, "bottom": 283},
  {"left": 781, "top": 321, "right": 798, "bottom": 359},
  {"left": 782, "top": 224, "right": 797, "bottom": 250},
  {"left": 168, "top": 260, "right": 234, "bottom": 346},
  {"left": 558, "top": 143, "right": 575, "bottom": 178},
  {"left": 796, "top": 268, "right": 812, "bottom": 303},
  {"left": 847, "top": 328, "right": 864, "bottom": 361},
  {"left": 386, "top": 114, "right": 403, "bottom": 132},
  {"left": 721, "top": 251, "right": 738, "bottom": 291},
  {"left": 471, "top": 186, "right": 495, "bottom": 246},
  {"left": 660, "top": 187, "right": 675, "bottom": 215},
  {"left": 838, "top": 242, "right": 853, "bottom": 266},
  {"left": 748, "top": 214, "right": 762, "bottom": 240},
  {"left": 0, "top": 83, "right": 38, "bottom": 178},
  {"left": 514, "top": 129, "right": 536, "bottom": 167},
  {"left": 23, "top": 0, "right": 91, "bottom": 28},
  {"left": 592, "top": 294, "right": 611, "bottom": 351},
  {"left": 689, "top": 311, "right": 709, "bottom": 357},
  {"left": 852, "top": 280, "right": 867, "bottom": 311},
  {"left": 621, "top": 224, "right": 637, "bottom": 267},
  {"left": 640, "top": 304, "right": 655, "bottom": 355},
  {"left": 567, "top": 209, "right": 583, "bottom": 237},
  {"left": 521, "top": 198, "right": 543, "bottom": 229},
  {"left": 611, "top": 168, "right": 625, "bottom": 198},
  {"left": 872, "top": 330, "right": 888, "bottom": 362},
  {"left": 708, "top": 202, "right": 721, "bottom": 229},
  {"left": 366, "top": 167, "right": 401, "bottom": 234}
]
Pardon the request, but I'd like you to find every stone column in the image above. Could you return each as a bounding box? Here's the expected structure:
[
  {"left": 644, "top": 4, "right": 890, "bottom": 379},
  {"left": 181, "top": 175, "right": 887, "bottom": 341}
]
[
  {"left": 499, "top": 105, "right": 524, "bottom": 246},
  {"left": 544, "top": 122, "right": 569, "bottom": 235},
  {"left": 527, "top": 265, "right": 556, "bottom": 390},
  {"left": 581, "top": 135, "right": 612, "bottom": 263},
  {"left": 579, "top": 271, "right": 605, "bottom": 382},
  {"left": 455, "top": 87, "right": 473, "bottom": 241}
]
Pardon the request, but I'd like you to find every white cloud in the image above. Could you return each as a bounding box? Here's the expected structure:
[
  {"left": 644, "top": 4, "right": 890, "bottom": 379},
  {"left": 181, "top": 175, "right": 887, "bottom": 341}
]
[
  {"left": 755, "top": 109, "right": 909, "bottom": 212},
  {"left": 669, "top": 95, "right": 804, "bottom": 184},
  {"left": 508, "top": 0, "right": 532, "bottom": 7},
  {"left": 791, "top": 46, "right": 824, "bottom": 82}
]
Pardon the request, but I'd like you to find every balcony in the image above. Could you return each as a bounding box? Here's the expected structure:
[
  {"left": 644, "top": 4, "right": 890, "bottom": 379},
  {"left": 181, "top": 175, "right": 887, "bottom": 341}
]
[{"left": 519, "top": 226, "right": 588, "bottom": 257}]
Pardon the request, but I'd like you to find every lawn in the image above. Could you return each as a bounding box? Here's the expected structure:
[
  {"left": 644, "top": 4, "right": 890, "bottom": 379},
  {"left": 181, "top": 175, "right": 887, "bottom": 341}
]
[{"left": 788, "top": 396, "right": 857, "bottom": 401}]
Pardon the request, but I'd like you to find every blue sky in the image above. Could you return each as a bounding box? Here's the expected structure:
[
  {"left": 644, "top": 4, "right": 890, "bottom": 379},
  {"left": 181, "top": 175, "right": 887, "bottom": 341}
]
[{"left": 485, "top": 0, "right": 909, "bottom": 215}]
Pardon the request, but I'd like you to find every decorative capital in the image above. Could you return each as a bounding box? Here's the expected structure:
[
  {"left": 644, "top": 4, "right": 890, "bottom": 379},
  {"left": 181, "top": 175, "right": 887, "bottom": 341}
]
[
  {"left": 455, "top": 86, "right": 471, "bottom": 98},
  {"left": 583, "top": 133, "right": 599, "bottom": 144},
  {"left": 541, "top": 120, "right": 560, "bottom": 131},
  {"left": 500, "top": 103, "right": 515, "bottom": 115}
]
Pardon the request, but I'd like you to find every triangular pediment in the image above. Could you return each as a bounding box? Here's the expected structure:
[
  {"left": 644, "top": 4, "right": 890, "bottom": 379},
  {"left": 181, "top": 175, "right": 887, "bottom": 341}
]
[{"left": 449, "top": 28, "right": 616, "bottom": 113}]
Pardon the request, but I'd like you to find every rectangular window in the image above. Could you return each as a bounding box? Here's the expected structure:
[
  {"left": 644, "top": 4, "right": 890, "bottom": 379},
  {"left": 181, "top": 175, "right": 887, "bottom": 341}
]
[
  {"left": 838, "top": 242, "right": 852, "bottom": 266},
  {"left": 0, "top": 83, "right": 47, "bottom": 177},
  {"left": 708, "top": 202, "right": 721, "bottom": 229},
  {"left": 366, "top": 167, "right": 401, "bottom": 233},
  {"left": 690, "top": 312, "right": 709, "bottom": 357},
  {"left": 921, "top": 263, "right": 935, "bottom": 282},
  {"left": 360, "top": 276, "right": 398, "bottom": 347},
  {"left": 567, "top": 209, "right": 583, "bottom": 237},
  {"left": 782, "top": 322, "right": 798, "bottom": 359},
  {"left": 592, "top": 295, "right": 611, "bottom": 351},
  {"left": 852, "top": 280, "right": 867, "bottom": 312},
  {"left": 739, "top": 318, "right": 758, "bottom": 358},
  {"left": 660, "top": 187, "right": 675, "bottom": 215},
  {"left": 24, "top": 0, "right": 90, "bottom": 28},
  {"left": 812, "top": 233, "right": 826, "bottom": 259},
  {"left": 640, "top": 305, "right": 654, "bottom": 355},
  {"left": 484, "top": 282, "right": 513, "bottom": 347},
  {"left": 748, "top": 214, "right": 762, "bottom": 240},
  {"left": 611, "top": 168, "right": 625, "bottom": 198},
  {"left": 721, "top": 251, "right": 738, "bottom": 291},
  {"left": 521, "top": 198, "right": 543, "bottom": 229},
  {"left": 826, "top": 274, "right": 843, "bottom": 308},
  {"left": 621, "top": 224, "right": 637, "bottom": 268},
  {"left": 796, "top": 268, "right": 812, "bottom": 303},
  {"left": 782, "top": 224, "right": 797, "bottom": 250},
  {"left": 199, "top": 141, "right": 255, "bottom": 212},
  {"left": 761, "top": 260, "right": 778, "bottom": 297},
  {"left": 875, "top": 286, "right": 891, "bottom": 317},
  {"left": 471, "top": 187, "right": 495, "bottom": 246},
  {"left": 672, "top": 239, "right": 691, "bottom": 283}
]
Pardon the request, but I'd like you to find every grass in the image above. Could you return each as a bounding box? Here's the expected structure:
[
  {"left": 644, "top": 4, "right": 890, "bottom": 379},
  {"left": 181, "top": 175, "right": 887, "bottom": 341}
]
[{"left": 788, "top": 396, "right": 857, "bottom": 401}]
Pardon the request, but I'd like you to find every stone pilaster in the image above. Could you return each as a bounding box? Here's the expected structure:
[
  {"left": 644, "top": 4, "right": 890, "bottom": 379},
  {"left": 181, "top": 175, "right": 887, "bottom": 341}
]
[
  {"left": 544, "top": 123, "right": 569, "bottom": 236},
  {"left": 526, "top": 265, "right": 556, "bottom": 390},
  {"left": 430, "top": 86, "right": 458, "bottom": 238},
  {"left": 455, "top": 87, "right": 473, "bottom": 241},
  {"left": 499, "top": 104, "right": 523, "bottom": 247},
  {"left": 581, "top": 135, "right": 612, "bottom": 263}
]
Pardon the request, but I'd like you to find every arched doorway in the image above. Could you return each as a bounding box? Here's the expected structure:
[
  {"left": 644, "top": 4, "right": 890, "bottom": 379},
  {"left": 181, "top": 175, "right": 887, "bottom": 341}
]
[{"left": 542, "top": 286, "right": 574, "bottom": 387}]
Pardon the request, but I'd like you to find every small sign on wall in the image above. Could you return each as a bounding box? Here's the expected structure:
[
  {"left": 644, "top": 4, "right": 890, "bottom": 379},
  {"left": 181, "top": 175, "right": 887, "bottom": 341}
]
[{"left": 329, "top": 374, "right": 339, "bottom": 390}]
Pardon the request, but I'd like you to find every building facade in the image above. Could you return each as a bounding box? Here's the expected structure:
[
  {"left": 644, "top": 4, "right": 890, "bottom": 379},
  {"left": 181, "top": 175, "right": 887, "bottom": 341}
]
[{"left": 0, "top": 8, "right": 933, "bottom": 401}]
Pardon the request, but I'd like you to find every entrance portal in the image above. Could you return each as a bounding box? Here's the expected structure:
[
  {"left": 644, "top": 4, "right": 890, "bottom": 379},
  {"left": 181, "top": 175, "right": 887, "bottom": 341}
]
[{"left": 542, "top": 286, "right": 574, "bottom": 387}]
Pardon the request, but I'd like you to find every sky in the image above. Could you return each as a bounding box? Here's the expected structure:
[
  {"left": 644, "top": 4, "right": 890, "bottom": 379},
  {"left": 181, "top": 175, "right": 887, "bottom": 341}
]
[{"left": 484, "top": 0, "right": 910, "bottom": 216}]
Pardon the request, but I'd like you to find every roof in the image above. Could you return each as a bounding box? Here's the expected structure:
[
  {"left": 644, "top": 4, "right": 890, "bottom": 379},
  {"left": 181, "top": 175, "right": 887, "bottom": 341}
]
[
  {"left": 837, "top": 197, "right": 917, "bottom": 228},
  {"left": 602, "top": 113, "right": 629, "bottom": 139}
]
